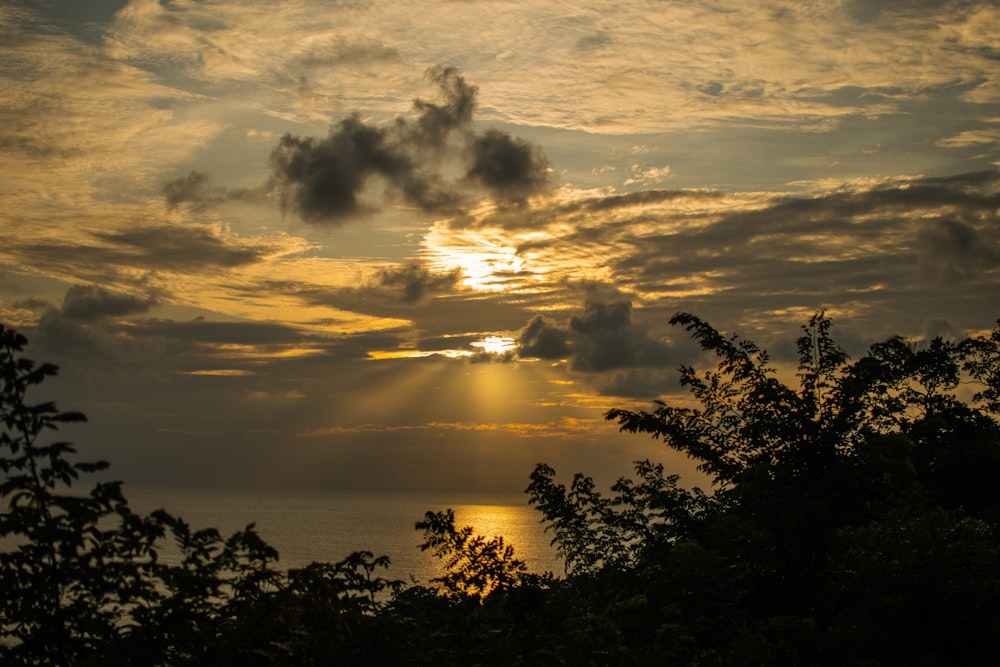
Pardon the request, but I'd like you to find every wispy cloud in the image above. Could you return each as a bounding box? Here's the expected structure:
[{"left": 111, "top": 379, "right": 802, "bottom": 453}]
[
  {"left": 301, "top": 417, "right": 608, "bottom": 440},
  {"left": 1, "top": 12, "right": 222, "bottom": 203},
  {"left": 93, "top": 1, "right": 998, "bottom": 135},
  {"left": 427, "top": 171, "right": 1000, "bottom": 346},
  {"left": 2, "top": 1, "right": 998, "bottom": 490}
]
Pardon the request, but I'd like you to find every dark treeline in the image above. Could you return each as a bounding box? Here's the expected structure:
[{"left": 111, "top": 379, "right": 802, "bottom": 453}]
[{"left": 3, "top": 313, "right": 1000, "bottom": 665}]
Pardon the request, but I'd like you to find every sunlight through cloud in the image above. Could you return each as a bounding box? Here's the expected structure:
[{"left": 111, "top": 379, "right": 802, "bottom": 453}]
[
  {"left": 470, "top": 336, "right": 517, "bottom": 356},
  {"left": 423, "top": 222, "right": 533, "bottom": 292}
]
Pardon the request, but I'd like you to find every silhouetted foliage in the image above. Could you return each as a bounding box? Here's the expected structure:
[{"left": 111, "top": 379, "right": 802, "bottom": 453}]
[
  {"left": 3, "top": 313, "right": 1000, "bottom": 665},
  {"left": 417, "top": 509, "right": 527, "bottom": 599},
  {"left": 526, "top": 460, "right": 711, "bottom": 576},
  {"left": 583, "top": 312, "right": 1000, "bottom": 664},
  {"left": 0, "top": 324, "right": 402, "bottom": 666}
]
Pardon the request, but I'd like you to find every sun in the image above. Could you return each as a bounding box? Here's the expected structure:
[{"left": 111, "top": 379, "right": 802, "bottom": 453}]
[
  {"left": 422, "top": 221, "right": 532, "bottom": 292},
  {"left": 471, "top": 335, "right": 518, "bottom": 356}
]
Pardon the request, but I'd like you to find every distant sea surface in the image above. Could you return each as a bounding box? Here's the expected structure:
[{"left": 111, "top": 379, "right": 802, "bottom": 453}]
[{"left": 125, "top": 487, "right": 562, "bottom": 584}]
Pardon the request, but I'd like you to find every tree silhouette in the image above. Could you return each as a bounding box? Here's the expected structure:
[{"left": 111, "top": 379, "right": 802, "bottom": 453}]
[
  {"left": 0, "top": 324, "right": 400, "bottom": 665},
  {"left": 4, "top": 313, "right": 1000, "bottom": 665},
  {"left": 525, "top": 312, "right": 1000, "bottom": 664},
  {"left": 417, "top": 509, "right": 527, "bottom": 599}
]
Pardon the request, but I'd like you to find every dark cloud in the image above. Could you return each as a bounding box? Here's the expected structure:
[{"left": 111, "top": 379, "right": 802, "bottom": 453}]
[
  {"left": 31, "top": 309, "right": 105, "bottom": 359},
  {"left": 162, "top": 170, "right": 267, "bottom": 210},
  {"left": 27, "top": 292, "right": 160, "bottom": 362},
  {"left": 92, "top": 225, "right": 265, "bottom": 269},
  {"left": 518, "top": 315, "right": 569, "bottom": 360},
  {"left": 410, "top": 65, "right": 478, "bottom": 148},
  {"left": 570, "top": 300, "right": 632, "bottom": 334},
  {"left": 61, "top": 284, "right": 155, "bottom": 320},
  {"left": 593, "top": 368, "right": 680, "bottom": 400},
  {"left": 646, "top": 171, "right": 1000, "bottom": 293},
  {"left": 468, "top": 347, "right": 517, "bottom": 364},
  {"left": 15, "top": 286, "right": 157, "bottom": 367},
  {"left": 269, "top": 67, "right": 551, "bottom": 223},
  {"left": 517, "top": 300, "right": 674, "bottom": 375},
  {"left": 270, "top": 115, "right": 413, "bottom": 220},
  {"left": 127, "top": 318, "right": 312, "bottom": 349},
  {"left": 466, "top": 129, "right": 551, "bottom": 203},
  {"left": 447, "top": 187, "right": 716, "bottom": 232},
  {"left": 374, "top": 261, "right": 461, "bottom": 304},
  {"left": 12, "top": 297, "right": 53, "bottom": 312},
  {"left": 12, "top": 226, "right": 272, "bottom": 295},
  {"left": 569, "top": 300, "right": 654, "bottom": 372},
  {"left": 163, "top": 170, "right": 216, "bottom": 208},
  {"left": 920, "top": 318, "right": 963, "bottom": 342},
  {"left": 233, "top": 271, "right": 531, "bottom": 346},
  {"left": 916, "top": 218, "right": 1000, "bottom": 282},
  {"left": 577, "top": 30, "right": 611, "bottom": 51},
  {"left": 259, "top": 261, "right": 462, "bottom": 312}
]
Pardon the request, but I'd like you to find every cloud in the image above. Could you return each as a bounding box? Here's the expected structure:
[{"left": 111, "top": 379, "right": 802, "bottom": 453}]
[
  {"left": 593, "top": 368, "right": 679, "bottom": 400},
  {"left": 26, "top": 286, "right": 162, "bottom": 361},
  {"left": 268, "top": 260, "right": 464, "bottom": 316},
  {"left": 269, "top": 67, "right": 550, "bottom": 223},
  {"left": 0, "top": 9, "right": 224, "bottom": 203},
  {"left": 162, "top": 170, "right": 265, "bottom": 210},
  {"left": 27, "top": 307, "right": 345, "bottom": 378},
  {"left": 410, "top": 65, "right": 478, "bottom": 148},
  {"left": 91, "top": 225, "right": 267, "bottom": 270},
  {"left": 916, "top": 218, "right": 1000, "bottom": 282},
  {"left": 570, "top": 300, "right": 632, "bottom": 334},
  {"left": 163, "top": 171, "right": 216, "bottom": 208},
  {"left": 373, "top": 261, "right": 462, "bottom": 304},
  {"left": 30, "top": 308, "right": 107, "bottom": 359},
  {"left": 624, "top": 164, "right": 671, "bottom": 186},
  {"left": 935, "top": 126, "right": 1000, "bottom": 151},
  {"left": 94, "top": 0, "right": 1000, "bottom": 138},
  {"left": 430, "top": 169, "right": 998, "bottom": 370},
  {"left": 4, "top": 223, "right": 303, "bottom": 325},
  {"left": 295, "top": 38, "right": 401, "bottom": 69},
  {"left": 567, "top": 300, "right": 674, "bottom": 373},
  {"left": 517, "top": 299, "right": 674, "bottom": 374},
  {"left": 518, "top": 315, "right": 569, "bottom": 360},
  {"left": 270, "top": 114, "right": 414, "bottom": 220},
  {"left": 61, "top": 284, "right": 156, "bottom": 320},
  {"left": 466, "top": 129, "right": 551, "bottom": 203}
]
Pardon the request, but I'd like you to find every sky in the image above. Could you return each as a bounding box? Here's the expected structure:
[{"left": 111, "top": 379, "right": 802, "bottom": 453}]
[{"left": 2, "top": 0, "right": 998, "bottom": 493}]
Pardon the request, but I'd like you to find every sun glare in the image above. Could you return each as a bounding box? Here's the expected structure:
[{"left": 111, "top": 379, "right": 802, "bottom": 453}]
[
  {"left": 423, "top": 222, "right": 533, "bottom": 292},
  {"left": 471, "top": 336, "right": 517, "bottom": 356},
  {"left": 369, "top": 335, "right": 517, "bottom": 360}
]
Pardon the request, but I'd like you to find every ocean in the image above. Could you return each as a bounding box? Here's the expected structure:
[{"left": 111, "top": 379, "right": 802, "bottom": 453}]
[{"left": 124, "top": 487, "right": 564, "bottom": 584}]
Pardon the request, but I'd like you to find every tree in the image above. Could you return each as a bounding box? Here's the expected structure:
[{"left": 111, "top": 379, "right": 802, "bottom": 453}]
[
  {"left": 416, "top": 509, "right": 527, "bottom": 600},
  {"left": 0, "top": 323, "right": 403, "bottom": 666},
  {"left": 605, "top": 313, "right": 1000, "bottom": 506},
  {"left": 527, "top": 312, "right": 1000, "bottom": 664},
  {"left": 0, "top": 324, "right": 164, "bottom": 664},
  {"left": 526, "top": 460, "right": 711, "bottom": 576},
  {"left": 6, "top": 312, "right": 1000, "bottom": 665}
]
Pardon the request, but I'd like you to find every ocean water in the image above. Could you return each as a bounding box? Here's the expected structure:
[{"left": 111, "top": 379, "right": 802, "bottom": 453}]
[{"left": 124, "top": 487, "right": 564, "bottom": 584}]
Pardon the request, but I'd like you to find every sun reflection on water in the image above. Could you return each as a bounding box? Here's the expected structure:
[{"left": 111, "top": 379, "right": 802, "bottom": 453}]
[{"left": 451, "top": 502, "right": 556, "bottom": 572}]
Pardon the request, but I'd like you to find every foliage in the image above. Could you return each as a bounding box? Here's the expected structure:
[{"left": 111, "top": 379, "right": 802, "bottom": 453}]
[
  {"left": 588, "top": 312, "right": 1000, "bottom": 663},
  {"left": 526, "top": 459, "right": 712, "bottom": 576},
  {"left": 1, "top": 324, "right": 150, "bottom": 665},
  {"left": 417, "top": 508, "right": 527, "bottom": 599},
  {"left": 3, "top": 313, "right": 1000, "bottom": 665},
  {"left": 0, "top": 324, "right": 402, "bottom": 666}
]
